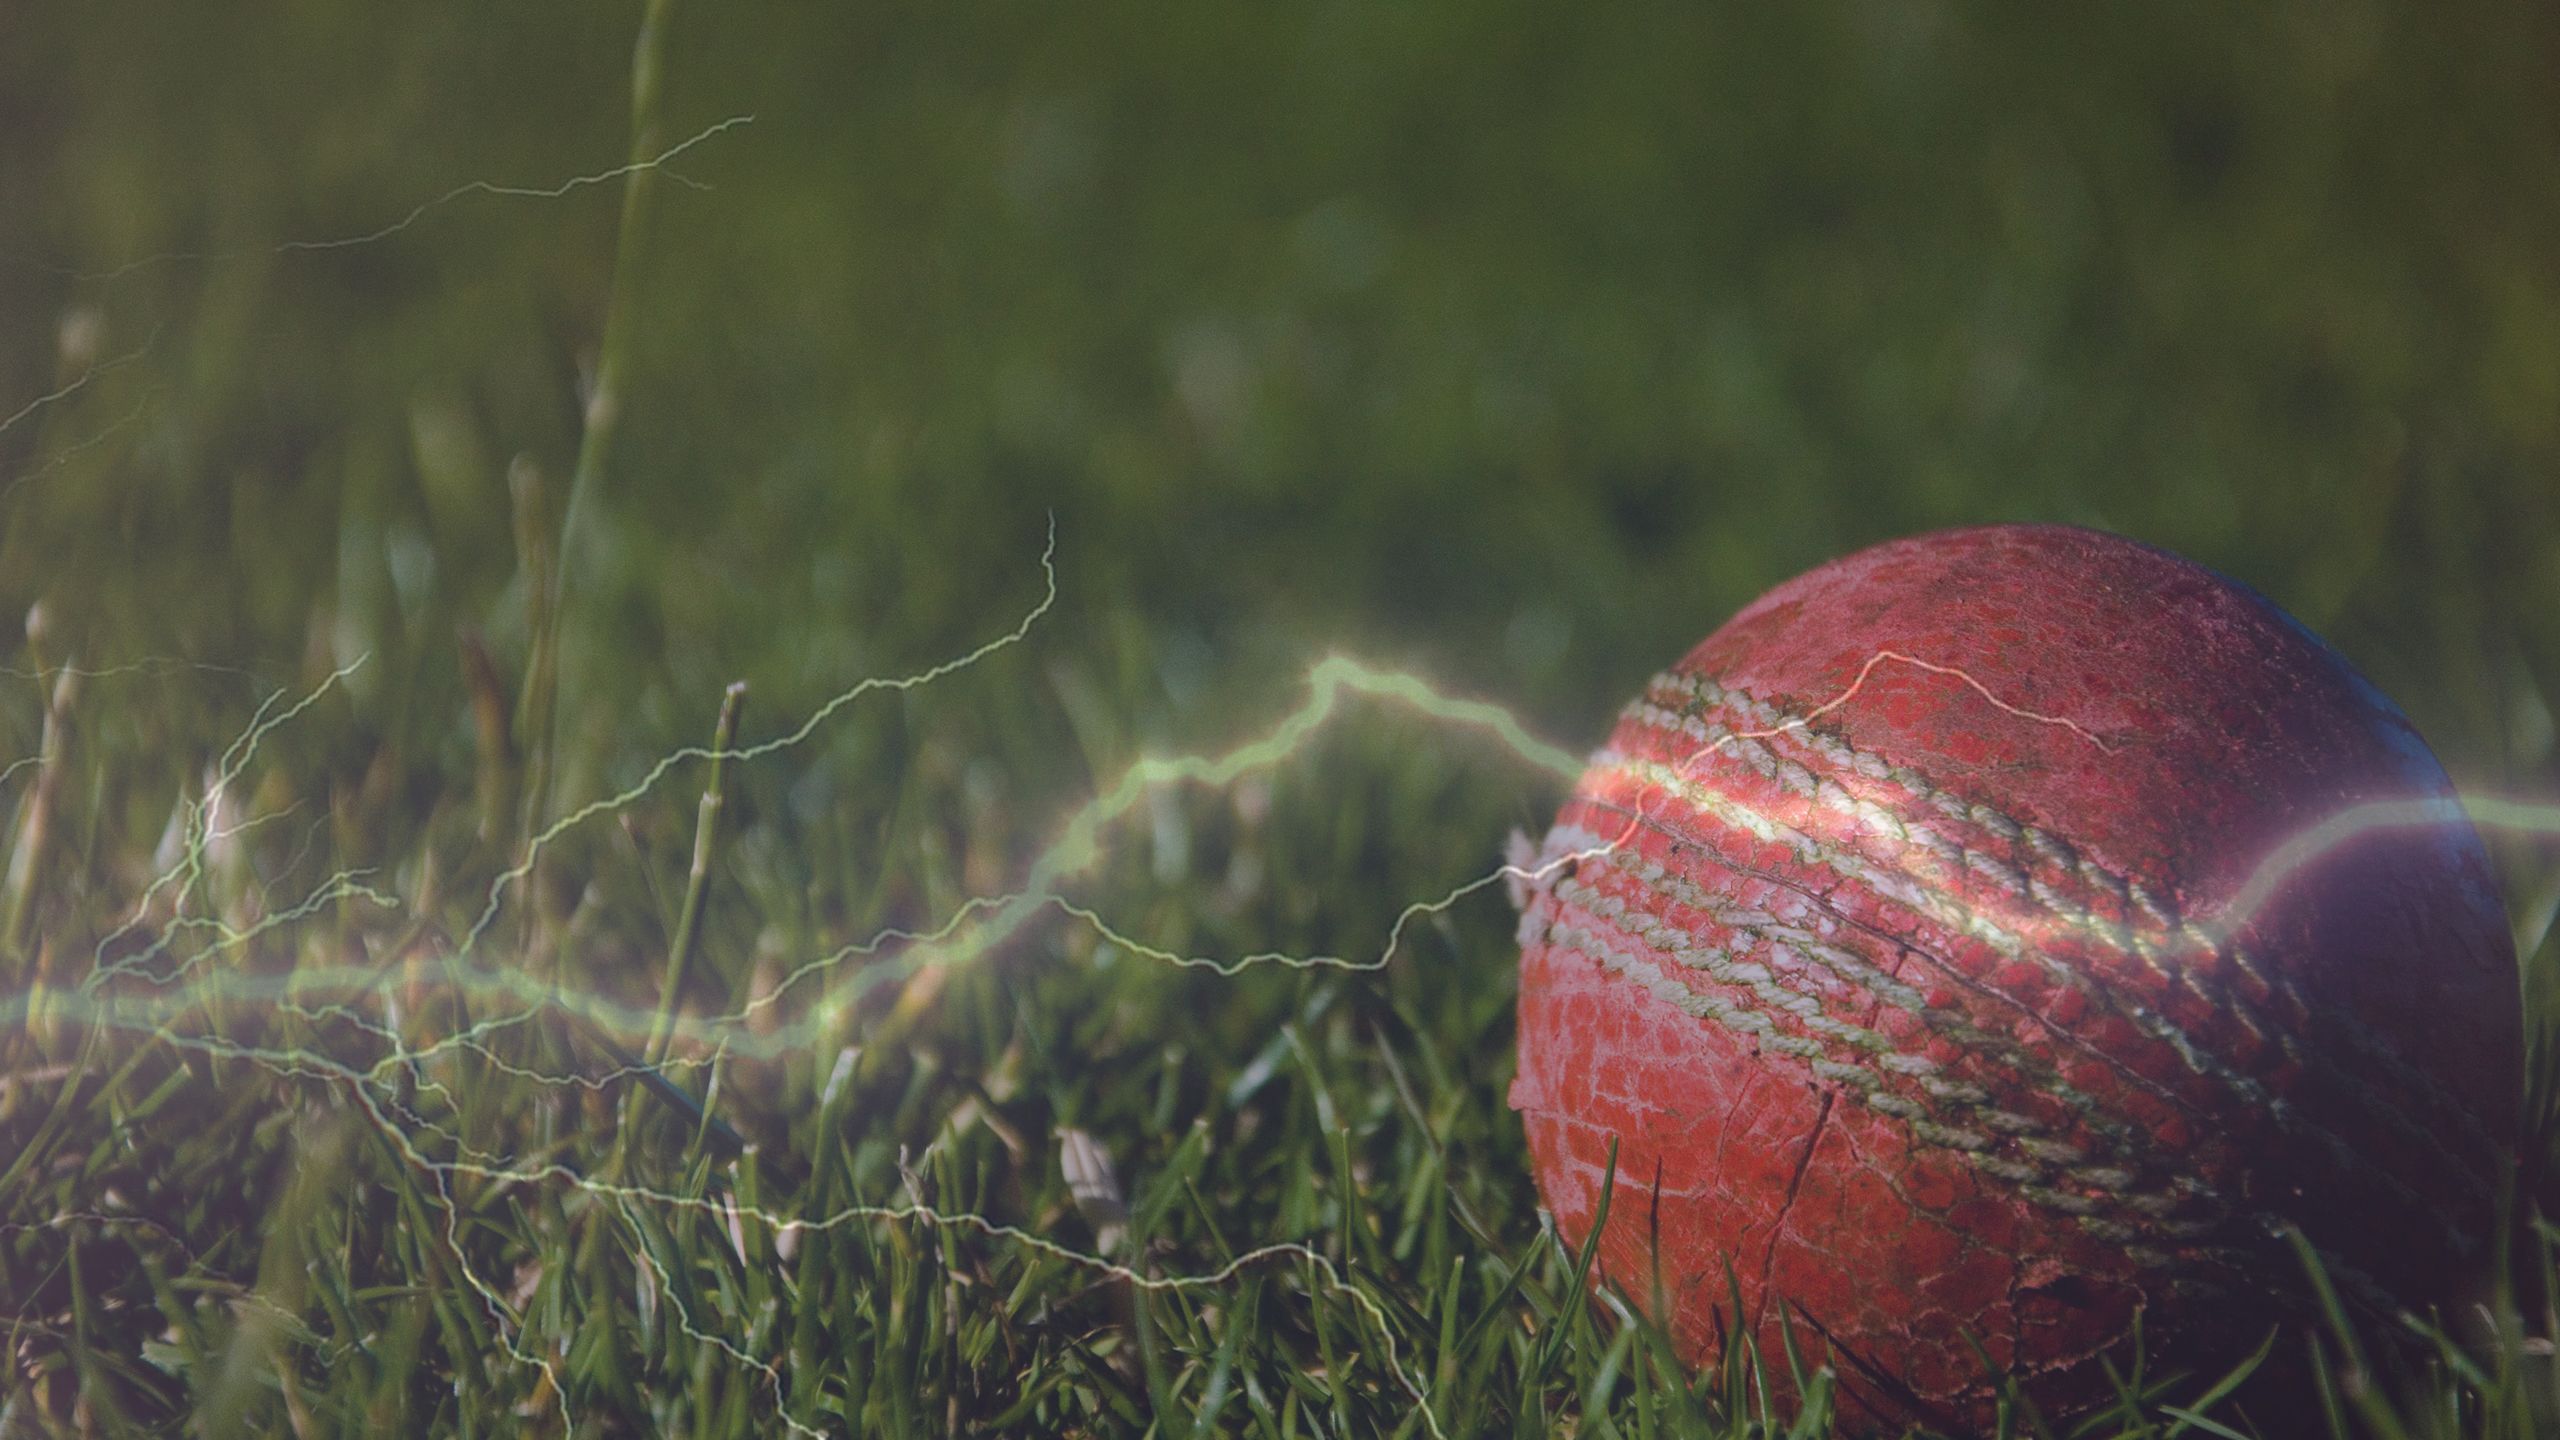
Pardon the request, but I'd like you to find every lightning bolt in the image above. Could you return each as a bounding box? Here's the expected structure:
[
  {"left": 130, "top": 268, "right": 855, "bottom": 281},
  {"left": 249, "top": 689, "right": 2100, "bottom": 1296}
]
[
  {"left": 0, "top": 328, "right": 158, "bottom": 440},
  {"left": 2209, "top": 792, "right": 2560, "bottom": 944},
  {"left": 18, "top": 537, "right": 2560, "bottom": 1438},
  {"left": 59, "top": 116, "right": 755, "bottom": 284}
]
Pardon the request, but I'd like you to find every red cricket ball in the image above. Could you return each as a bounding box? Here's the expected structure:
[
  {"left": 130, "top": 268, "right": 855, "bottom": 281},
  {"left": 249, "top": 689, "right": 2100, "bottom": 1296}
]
[{"left": 1511, "top": 525, "right": 2519, "bottom": 1430}]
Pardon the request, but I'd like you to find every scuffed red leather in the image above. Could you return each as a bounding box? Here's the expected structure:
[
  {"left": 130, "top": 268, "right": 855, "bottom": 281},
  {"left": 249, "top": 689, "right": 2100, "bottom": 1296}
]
[{"left": 1512, "top": 525, "right": 2519, "bottom": 1430}]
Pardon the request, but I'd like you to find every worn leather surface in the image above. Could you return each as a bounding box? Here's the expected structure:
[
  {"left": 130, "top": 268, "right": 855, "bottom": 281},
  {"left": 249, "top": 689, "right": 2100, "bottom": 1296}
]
[{"left": 1512, "top": 524, "right": 2520, "bottom": 1430}]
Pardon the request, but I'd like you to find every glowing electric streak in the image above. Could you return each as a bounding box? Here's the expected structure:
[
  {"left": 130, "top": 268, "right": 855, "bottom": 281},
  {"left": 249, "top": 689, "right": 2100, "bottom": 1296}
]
[
  {"left": 66, "top": 117, "right": 756, "bottom": 283},
  {"left": 26, "top": 553, "right": 2560, "bottom": 1434},
  {"left": 455, "top": 516, "right": 1059, "bottom": 960},
  {"left": 2209, "top": 792, "right": 2560, "bottom": 945},
  {"left": 0, "top": 387, "right": 158, "bottom": 508},
  {"left": 84, "top": 654, "right": 374, "bottom": 990},
  {"left": 0, "top": 327, "right": 157, "bottom": 439},
  {"left": 42, "top": 638, "right": 2552, "bottom": 1090}
]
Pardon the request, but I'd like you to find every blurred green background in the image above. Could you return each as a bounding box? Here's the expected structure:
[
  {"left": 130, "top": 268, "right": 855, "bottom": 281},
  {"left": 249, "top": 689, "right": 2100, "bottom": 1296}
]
[{"left": 6, "top": 0, "right": 2557, "bottom": 784}]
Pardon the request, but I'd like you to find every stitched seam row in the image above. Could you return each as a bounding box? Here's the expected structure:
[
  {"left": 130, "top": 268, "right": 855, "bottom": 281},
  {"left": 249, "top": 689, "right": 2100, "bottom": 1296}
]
[
  {"left": 1636, "top": 669, "right": 2496, "bottom": 1163},
  {"left": 1529, "top": 891, "right": 2407, "bottom": 1317},
  {"left": 1577, "top": 747, "right": 2487, "bottom": 1232}
]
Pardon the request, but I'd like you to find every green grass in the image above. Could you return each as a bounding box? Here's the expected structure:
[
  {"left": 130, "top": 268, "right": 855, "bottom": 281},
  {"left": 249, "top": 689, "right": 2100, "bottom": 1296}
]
[
  {"left": 5, "top": 588, "right": 2556, "bottom": 1438},
  {"left": 6, "top": 0, "right": 2560, "bottom": 1434}
]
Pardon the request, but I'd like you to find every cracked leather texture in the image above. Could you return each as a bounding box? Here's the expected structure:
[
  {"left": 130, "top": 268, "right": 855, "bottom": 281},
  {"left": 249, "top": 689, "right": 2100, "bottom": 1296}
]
[{"left": 1512, "top": 524, "right": 2520, "bottom": 1431}]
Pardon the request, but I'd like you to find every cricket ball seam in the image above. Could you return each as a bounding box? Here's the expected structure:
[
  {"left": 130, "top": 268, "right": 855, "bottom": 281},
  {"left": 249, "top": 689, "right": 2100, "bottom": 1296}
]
[
  {"left": 1521, "top": 665, "right": 2498, "bottom": 1305},
  {"left": 1544, "top": 837, "right": 2160, "bottom": 1170},
  {"left": 1641, "top": 668, "right": 2498, "bottom": 1164},
  {"left": 1608, "top": 685, "right": 2500, "bottom": 1185},
  {"left": 1540, "top": 843, "right": 2222, "bottom": 1227},
  {"left": 1564, "top": 745, "right": 2486, "bottom": 1256},
  {"left": 1534, "top": 899, "right": 2212, "bottom": 1242},
  {"left": 1515, "top": 528, "right": 2518, "bottom": 1424},
  {"left": 1529, "top": 840, "right": 2419, "bottom": 1321},
  {"left": 1529, "top": 913, "right": 2284, "bottom": 1299}
]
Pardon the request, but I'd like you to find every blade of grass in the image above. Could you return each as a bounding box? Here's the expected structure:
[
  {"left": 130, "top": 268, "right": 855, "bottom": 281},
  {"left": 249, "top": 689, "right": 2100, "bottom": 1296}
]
[{"left": 530, "top": 0, "right": 682, "bottom": 827}]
